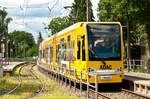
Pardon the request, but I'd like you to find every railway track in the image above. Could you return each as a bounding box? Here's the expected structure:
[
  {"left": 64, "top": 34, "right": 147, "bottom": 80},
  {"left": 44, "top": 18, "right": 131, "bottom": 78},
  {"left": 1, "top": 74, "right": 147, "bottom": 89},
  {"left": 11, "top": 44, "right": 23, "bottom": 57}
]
[
  {"left": 38, "top": 65, "right": 150, "bottom": 99},
  {"left": 98, "top": 88, "right": 150, "bottom": 99},
  {"left": 0, "top": 66, "right": 23, "bottom": 96},
  {"left": 121, "top": 89, "right": 150, "bottom": 99},
  {"left": 0, "top": 63, "right": 44, "bottom": 99},
  {"left": 89, "top": 89, "right": 111, "bottom": 99},
  {"left": 24, "top": 63, "right": 44, "bottom": 99}
]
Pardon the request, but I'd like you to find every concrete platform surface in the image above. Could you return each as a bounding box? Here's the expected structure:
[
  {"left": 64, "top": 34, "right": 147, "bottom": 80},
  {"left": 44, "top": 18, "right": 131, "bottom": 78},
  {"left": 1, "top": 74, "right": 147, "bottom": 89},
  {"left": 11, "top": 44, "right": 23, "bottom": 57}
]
[
  {"left": 2, "top": 62, "right": 25, "bottom": 72},
  {"left": 124, "top": 72, "right": 150, "bottom": 81}
]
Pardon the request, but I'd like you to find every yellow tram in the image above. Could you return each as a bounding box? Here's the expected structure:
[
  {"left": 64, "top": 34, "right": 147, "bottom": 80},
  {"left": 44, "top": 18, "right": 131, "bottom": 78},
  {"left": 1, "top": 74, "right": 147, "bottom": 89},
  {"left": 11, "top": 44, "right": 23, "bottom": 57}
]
[{"left": 39, "top": 22, "right": 124, "bottom": 83}]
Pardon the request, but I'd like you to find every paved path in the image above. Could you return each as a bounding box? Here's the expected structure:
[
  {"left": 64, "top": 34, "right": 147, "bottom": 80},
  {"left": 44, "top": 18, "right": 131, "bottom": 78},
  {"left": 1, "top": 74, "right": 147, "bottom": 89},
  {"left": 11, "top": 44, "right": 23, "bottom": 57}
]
[
  {"left": 2, "top": 62, "right": 25, "bottom": 72},
  {"left": 124, "top": 71, "right": 150, "bottom": 81}
]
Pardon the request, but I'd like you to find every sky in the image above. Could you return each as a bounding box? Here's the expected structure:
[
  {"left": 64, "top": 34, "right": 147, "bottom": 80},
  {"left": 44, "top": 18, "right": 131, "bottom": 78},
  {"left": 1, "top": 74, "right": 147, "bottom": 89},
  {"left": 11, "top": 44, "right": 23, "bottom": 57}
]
[{"left": 0, "top": 0, "right": 99, "bottom": 42}]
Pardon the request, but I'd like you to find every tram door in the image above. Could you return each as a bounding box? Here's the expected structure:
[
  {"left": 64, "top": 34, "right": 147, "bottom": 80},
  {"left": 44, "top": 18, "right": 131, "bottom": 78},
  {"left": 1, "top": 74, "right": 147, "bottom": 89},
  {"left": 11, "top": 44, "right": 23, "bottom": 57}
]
[
  {"left": 47, "top": 44, "right": 51, "bottom": 65},
  {"left": 59, "top": 38, "right": 64, "bottom": 72},
  {"left": 76, "top": 35, "right": 85, "bottom": 71}
]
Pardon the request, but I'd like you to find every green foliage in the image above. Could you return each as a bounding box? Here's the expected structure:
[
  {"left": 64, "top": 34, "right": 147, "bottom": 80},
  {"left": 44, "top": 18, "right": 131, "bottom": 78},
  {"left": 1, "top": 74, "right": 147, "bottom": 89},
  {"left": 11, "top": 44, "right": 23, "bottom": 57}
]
[
  {"left": 71, "top": 0, "right": 94, "bottom": 22},
  {"left": 9, "top": 30, "right": 35, "bottom": 48},
  {"left": 0, "top": 7, "right": 12, "bottom": 52},
  {"left": 97, "top": 0, "right": 150, "bottom": 45},
  {"left": 26, "top": 45, "right": 38, "bottom": 57},
  {"left": 46, "top": 0, "right": 95, "bottom": 35},
  {"left": 12, "top": 65, "right": 23, "bottom": 76},
  {"left": 130, "top": 24, "right": 147, "bottom": 45},
  {"left": 0, "top": 8, "right": 8, "bottom": 35},
  {"left": 46, "top": 16, "right": 71, "bottom": 35},
  {"left": 9, "top": 30, "right": 37, "bottom": 58}
]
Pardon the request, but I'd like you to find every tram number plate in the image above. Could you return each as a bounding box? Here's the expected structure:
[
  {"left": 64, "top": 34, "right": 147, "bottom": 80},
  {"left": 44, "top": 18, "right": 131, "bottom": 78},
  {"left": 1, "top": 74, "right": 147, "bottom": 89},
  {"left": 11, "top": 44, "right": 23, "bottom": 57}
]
[{"left": 101, "top": 76, "right": 112, "bottom": 80}]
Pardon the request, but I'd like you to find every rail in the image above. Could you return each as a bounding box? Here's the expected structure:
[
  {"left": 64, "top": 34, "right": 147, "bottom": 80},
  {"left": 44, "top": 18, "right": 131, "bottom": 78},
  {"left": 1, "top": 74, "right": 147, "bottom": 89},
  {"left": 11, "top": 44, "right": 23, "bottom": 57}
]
[
  {"left": 89, "top": 89, "right": 111, "bottom": 99},
  {"left": 0, "top": 62, "right": 44, "bottom": 99},
  {"left": 121, "top": 89, "right": 150, "bottom": 99},
  {"left": 37, "top": 60, "right": 111, "bottom": 99},
  {"left": 24, "top": 63, "right": 44, "bottom": 99},
  {"left": 37, "top": 60, "right": 150, "bottom": 99},
  {"left": 0, "top": 66, "right": 23, "bottom": 96}
]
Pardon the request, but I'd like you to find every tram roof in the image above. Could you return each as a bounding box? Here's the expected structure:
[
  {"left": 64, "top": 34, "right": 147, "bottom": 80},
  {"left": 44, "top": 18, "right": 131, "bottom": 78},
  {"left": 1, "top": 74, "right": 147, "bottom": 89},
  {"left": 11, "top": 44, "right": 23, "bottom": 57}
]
[
  {"left": 42, "top": 22, "right": 121, "bottom": 44},
  {"left": 42, "top": 23, "right": 78, "bottom": 44}
]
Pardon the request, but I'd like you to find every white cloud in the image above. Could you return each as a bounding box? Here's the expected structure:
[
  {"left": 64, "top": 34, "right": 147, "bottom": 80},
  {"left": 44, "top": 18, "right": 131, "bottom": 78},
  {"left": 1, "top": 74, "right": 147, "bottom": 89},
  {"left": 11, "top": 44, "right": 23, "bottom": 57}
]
[
  {"left": 8, "top": 16, "right": 51, "bottom": 42},
  {"left": 1, "top": 0, "right": 99, "bottom": 41},
  {"left": 91, "top": 0, "right": 99, "bottom": 21}
]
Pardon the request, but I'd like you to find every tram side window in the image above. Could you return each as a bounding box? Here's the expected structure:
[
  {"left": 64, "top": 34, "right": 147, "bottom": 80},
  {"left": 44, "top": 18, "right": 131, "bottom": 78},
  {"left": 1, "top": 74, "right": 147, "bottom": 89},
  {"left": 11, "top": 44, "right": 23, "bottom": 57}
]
[
  {"left": 71, "top": 41, "right": 75, "bottom": 61},
  {"left": 67, "top": 36, "right": 71, "bottom": 61},
  {"left": 77, "top": 41, "right": 81, "bottom": 59},
  {"left": 59, "top": 38, "right": 66, "bottom": 61},
  {"left": 56, "top": 45, "right": 59, "bottom": 62},
  {"left": 66, "top": 42, "right": 69, "bottom": 61},
  {"left": 46, "top": 48, "right": 48, "bottom": 59},
  {"left": 43, "top": 49, "right": 45, "bottom": 58},
  {"left": 82, "top": 37, "right": 85, "bottom": 61},
  {"left": 42, "top": 49, "right": 44, "bottom": 58},
  {"left": 50, "top": 47, "right": 53, "bottom": 62},
  {"left": 57, "top": 44, "right": 60, "bottom": 63},
  {"left": 39, "top": 50, "right": 42, "bottom": 58},
  {"left": 63, "top": 43, "right": 66, "bottom": 61}
]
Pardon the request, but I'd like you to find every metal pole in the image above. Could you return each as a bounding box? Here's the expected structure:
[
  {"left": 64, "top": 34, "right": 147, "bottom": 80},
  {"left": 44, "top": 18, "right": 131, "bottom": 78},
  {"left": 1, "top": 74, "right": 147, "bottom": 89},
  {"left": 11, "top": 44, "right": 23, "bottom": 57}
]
[
  {"left": 87, "top": 72, "right": 89, "bottom": 98},
  {"left": 86, "top": 0, "right": 89, "bottom": 22},
  {"left": 133, "top": 59, "right": 135, "bottom": 72},
  {"left": 69, "top": 62, "right": 71, "bottom": 88},
  {"left": 80, "top": 71, "right": 82, "bottom": 95},
  {"left": 58, "top": 65, "right": 60, "bottom": 84},
  {"left": 126, "top": 0, "right": 131, "bottom": 72},
  {"left": 95, "top": 74, "right": 98, "bottom": 99},
  {"left": 74, "top": 69, "right": 76, "bottom": 91},
  {"left": 65, "top": 66, "right": 67, "bottom": 87},
  {"left": 24, "top": 43, "right": 26, "bottom": 61},
  {"left": 6, "top": 24, "right": 9, "bottom": 65}
]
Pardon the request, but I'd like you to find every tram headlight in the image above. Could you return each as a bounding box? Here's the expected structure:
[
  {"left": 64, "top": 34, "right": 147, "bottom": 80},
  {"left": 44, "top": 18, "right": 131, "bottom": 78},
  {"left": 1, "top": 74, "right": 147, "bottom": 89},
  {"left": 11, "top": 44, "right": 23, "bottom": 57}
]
[
  {"left": 88, "top": 67, "right": 96, "bottom": 73},
  {"left": 115, "top": 67, "right": 122, "bottom": 72}
]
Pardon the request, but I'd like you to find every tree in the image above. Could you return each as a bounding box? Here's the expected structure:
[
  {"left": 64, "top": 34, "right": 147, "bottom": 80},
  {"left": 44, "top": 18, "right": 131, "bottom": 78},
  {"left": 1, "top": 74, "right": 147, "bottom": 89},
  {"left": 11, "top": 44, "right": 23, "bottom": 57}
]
[
  {"left": 97, "top": 0, "right": 150, "bottom": 72},
  {"left": 46, "top": 16, "right": 71, "bottom": 35},
  {"left": 9, "top": 31, "right": 36, "bottom": 58},
  {"left": 0, "top": 7, "right": 12, "bottom": 57},
  {"left": 26, "top": 45, "right": 38, "bottom": 57},
  {"left": 97, "top": 0, "right": 150, "bottom": 44},
  {"left": 37, "top": 32, "right": 43, "bottom": 51},
  {"left": 71, "top": 0, "right": 94, "bottom": 22}
]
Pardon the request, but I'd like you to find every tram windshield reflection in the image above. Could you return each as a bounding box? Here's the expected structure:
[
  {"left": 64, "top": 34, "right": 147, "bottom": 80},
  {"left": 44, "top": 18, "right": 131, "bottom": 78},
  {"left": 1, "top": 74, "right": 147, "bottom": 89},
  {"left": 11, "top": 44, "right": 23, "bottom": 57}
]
[{"left": 86, "top": 24, "right": 121, "bottom": 61}]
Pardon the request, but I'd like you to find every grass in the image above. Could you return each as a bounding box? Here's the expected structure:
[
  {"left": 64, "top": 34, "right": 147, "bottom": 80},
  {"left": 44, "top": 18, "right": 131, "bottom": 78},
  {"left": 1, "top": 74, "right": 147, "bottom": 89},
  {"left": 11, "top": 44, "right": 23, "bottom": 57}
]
[
  {"left": 0, "top": 65, "right": 81, "bottom": 99},
  {"left": 31, "top": 67, "right": 81, "bottom": 99},
  {"left": 0, "top": 77, "right": 18, "bottom": 91},
  {"left": 124, "top": 67, "right": 148, "bottom": 73},
  {"left": 0, "top": 64, "right": 23, "bottom": 92},
  {"left": 12, "top": 65, "right": 24, "bottom": 76}
]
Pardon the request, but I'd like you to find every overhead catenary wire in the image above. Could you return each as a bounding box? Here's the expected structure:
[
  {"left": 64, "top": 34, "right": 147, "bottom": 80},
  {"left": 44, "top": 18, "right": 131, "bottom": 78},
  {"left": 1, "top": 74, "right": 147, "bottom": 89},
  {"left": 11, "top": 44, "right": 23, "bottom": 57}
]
[
  {"left": 23, "top": 0, "right": 29, "bottom": 24},
  {"left": 5, "top": 0, "right": 71, "bottom": 39}
]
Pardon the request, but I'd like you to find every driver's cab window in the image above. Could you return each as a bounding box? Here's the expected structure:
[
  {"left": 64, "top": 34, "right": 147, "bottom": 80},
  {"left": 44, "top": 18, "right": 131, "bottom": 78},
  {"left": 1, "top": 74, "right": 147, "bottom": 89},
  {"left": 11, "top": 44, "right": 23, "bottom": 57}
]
[{"left": 77, "top": 41, "right": 81, "bottom": 59}]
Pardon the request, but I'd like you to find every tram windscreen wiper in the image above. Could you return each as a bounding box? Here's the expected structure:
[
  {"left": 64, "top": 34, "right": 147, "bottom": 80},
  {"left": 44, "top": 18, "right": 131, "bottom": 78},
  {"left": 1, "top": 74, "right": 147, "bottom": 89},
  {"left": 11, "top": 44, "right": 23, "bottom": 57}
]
[
  {"left": 94, "top": 56, "right": 106, "bottom": 65},
  {"left": 89, "top": 48, "right": 106, "bottom": 65}
]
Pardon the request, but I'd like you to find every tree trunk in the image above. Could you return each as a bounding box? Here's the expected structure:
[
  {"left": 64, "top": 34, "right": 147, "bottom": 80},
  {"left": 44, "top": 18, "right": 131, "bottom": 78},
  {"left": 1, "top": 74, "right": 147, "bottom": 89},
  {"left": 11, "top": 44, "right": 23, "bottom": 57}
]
[{"left": 147, "top": 33, "right": 150, "bottom": 73}]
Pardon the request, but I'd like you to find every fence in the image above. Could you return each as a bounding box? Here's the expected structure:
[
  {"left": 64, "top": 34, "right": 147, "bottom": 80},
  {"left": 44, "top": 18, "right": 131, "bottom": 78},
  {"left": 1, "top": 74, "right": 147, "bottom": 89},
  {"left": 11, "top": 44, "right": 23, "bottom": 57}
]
[
  {"left": 37, "top": 60, "right": 98, "bottom": 99},
  {"left": 124, "top": 59, "right": 147, "bottom": 72}
]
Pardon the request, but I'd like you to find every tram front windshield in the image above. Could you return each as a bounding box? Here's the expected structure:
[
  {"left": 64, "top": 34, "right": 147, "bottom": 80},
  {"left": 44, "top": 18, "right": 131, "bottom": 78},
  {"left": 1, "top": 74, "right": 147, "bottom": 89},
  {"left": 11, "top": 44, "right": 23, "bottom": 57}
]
[{"left": 87, "top": 24, "right": 121, "bottom": 61}]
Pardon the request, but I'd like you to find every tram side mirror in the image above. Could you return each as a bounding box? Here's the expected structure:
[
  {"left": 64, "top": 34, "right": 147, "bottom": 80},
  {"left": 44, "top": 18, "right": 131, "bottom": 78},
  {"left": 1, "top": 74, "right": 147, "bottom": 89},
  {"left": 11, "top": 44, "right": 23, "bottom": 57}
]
[{"left": 81, "top": 35, "right": 85, "bottom": 40}]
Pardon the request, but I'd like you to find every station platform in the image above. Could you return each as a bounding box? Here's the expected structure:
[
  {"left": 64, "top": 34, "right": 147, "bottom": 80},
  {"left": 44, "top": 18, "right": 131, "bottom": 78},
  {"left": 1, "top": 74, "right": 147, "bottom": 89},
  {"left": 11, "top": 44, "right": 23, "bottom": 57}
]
[
  {"left": 124, "top": 72, "right": 150, "bottom": 81},
  {"left": 2, "top": 62, "right": 25, "bottom": 72},
  {"left": 124, "top": 72, "right": 150, "bottom": 96}
]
